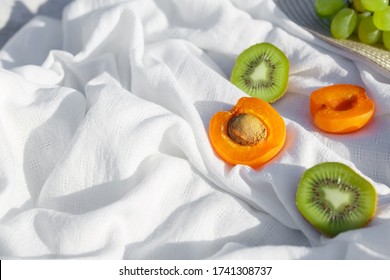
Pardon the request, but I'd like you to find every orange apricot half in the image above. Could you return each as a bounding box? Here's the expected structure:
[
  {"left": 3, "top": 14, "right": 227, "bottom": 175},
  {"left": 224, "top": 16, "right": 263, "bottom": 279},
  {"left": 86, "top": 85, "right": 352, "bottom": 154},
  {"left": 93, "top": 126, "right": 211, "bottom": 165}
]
[
  {"left": 209, "top": 97, "right": 286, "bottom": 168},
  {"left": 310, "top": 84, "right": 375, "bottom": 134}
]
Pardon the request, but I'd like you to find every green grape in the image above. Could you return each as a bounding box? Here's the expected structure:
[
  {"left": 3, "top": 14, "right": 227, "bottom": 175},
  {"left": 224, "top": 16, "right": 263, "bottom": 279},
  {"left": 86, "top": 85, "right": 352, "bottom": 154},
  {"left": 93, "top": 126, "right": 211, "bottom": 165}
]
[
  {"left": 313, "top": 0, "right": 390, "bottom": 50},
  {"left": 353, "top": 0, "right": 368, "bottom": 12},
  {"left": 315, "top": 0, "right": 346, "bottom": 18},
  {"left": 361, "top": 0, "right": 389, "bottom": 12},
  {"left": 373, "top": 7, "right": 390, "bottom": 31},
  {"left": 382, "top": 31, "right": 390, "bottom": 49},
  {"left": 358, "top": 16, "right": 382, "bottom": 44},
  {"left": 331, "top": 8, "right": 358, "bottom": 39},
  {"left": 354, "top": 11, "right": 371, "bottom": 34}
]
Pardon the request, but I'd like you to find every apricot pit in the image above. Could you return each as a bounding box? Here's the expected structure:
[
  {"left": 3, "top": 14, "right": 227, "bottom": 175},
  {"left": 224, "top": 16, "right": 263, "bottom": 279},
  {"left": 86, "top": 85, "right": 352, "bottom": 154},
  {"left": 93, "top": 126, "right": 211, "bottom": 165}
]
[{"left": 227, "top": 113, "right": 268, "bottom": 146}]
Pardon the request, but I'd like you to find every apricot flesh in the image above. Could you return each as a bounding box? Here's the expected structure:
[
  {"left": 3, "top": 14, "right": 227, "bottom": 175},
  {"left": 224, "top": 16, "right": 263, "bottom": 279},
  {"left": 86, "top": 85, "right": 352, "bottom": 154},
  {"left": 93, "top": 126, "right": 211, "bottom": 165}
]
[
  {"left": 209, "top": 97, "right": 286, "bottom": 168},
  {"left": 310, "top": 84, "right": 375, "bottom": 134}
]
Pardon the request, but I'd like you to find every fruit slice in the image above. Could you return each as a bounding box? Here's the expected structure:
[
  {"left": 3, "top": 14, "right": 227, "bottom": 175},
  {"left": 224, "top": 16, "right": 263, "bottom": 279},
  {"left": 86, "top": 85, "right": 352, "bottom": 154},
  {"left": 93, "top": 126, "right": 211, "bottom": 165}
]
[
  {"left": 296, "top": 162, "right": 377, "bottom": 237},
  {"left": 230, "top": 43, "right": 289, "bottom": 103},
  {"left": 209, "top": 97, "right": 286, "bottom": 168},
  {"left": 310, "top": 84, "right": 375, "bottom": 133}
]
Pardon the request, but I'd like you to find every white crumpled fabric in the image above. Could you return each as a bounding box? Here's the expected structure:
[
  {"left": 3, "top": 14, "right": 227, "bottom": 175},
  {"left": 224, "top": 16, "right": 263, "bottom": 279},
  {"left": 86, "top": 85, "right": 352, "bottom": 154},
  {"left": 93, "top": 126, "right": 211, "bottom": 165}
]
[{"left": 0, "top": 0, "right": 390, "bottom": 259}]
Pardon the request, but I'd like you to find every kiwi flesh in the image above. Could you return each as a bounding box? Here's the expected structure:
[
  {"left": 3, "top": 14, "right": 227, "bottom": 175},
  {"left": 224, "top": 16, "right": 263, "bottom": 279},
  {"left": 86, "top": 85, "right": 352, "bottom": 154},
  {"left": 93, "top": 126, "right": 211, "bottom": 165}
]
[
  {"left": 296, "top": 162, "right": 377, "bottom": 237},
  {"left": 230, "top": 42, "right": 289, "bottom": 103}
]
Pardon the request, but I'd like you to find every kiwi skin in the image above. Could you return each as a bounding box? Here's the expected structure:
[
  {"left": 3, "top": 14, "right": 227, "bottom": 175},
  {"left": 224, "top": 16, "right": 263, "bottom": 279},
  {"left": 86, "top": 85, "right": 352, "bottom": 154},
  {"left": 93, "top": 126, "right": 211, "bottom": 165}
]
[
  {"left": 296, "top": 162, "right": 377, "bottom": 238},
  {"left": 230, "top": 42, "right": 289, "bottom": 103}
]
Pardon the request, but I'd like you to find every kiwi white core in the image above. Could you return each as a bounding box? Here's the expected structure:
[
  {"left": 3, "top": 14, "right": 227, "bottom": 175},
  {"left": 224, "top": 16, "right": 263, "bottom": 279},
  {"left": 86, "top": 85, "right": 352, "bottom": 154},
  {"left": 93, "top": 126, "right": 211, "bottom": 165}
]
[
  {"left": 250, "top": 62, "right": 268, "bottom": 82},
  {"left": 323, "top": 187, "right": 352, "bottom": 210}
]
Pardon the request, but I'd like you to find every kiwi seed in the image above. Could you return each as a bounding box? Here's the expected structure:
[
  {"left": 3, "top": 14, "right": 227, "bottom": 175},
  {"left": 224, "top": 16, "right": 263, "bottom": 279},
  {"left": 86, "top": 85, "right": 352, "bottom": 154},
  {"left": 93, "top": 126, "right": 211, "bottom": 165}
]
[
  {"left": 230, "top": 42, "right": 289, "bottom": 103},
  {"left": 227, "top": 113, "right": 267, "bottom": 146},
  {"left": 296, "top": 162, "right": 377, "bottom": 237}
]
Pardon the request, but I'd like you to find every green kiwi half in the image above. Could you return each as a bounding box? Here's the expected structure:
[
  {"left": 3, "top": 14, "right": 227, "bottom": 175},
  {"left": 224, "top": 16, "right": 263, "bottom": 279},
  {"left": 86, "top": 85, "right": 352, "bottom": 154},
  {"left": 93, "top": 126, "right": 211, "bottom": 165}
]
[
  {"left": 296, "top": 162, "right": 377, "bottom": 237},
  {"left": 230, "top": 42, "right": 289, "bottom": 103}
]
